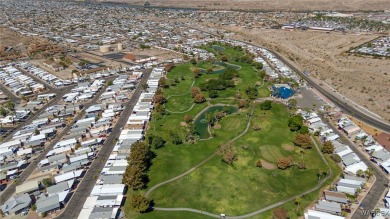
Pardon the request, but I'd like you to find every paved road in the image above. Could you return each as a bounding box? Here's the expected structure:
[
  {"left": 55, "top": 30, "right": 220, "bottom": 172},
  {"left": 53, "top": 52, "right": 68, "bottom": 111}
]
[
  {"left": 56, "top": 69, "right": 152, "bottom": 219},
  {"left": 269, "top": 51, "right": 390, "bottom": 133},
  {"left": 15, "top": 66, "right": 56, "bottom": 90},
  {"left": 0, "top": 76, "right": 114, "bottom": 205},
  {"left": 321, "top": 116, "right": 388, "bottom": 219},
  {"left": 193, "top": 27, "right": 390, "bottom": 133},
  {"left": 0, "top": 83, "right": 20, "bottom": 104},
  {"left": 1, "top": 85, "right": 73, "bottom": 143},
  {"left": 147, "top": 104, "right": 255, "bottom": 197}
]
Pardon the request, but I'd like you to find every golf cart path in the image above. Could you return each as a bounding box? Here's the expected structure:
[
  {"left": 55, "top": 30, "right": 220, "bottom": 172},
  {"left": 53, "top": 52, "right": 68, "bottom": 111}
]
[
  {"left": 149, "top": 135, "right": 333, "bottom": 218},
  {"left": 145, "top": 105, "right": 255, "bottom": 197}
]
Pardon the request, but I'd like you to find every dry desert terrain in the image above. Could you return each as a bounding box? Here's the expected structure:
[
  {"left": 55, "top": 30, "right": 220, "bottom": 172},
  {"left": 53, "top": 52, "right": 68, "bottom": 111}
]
[
  {"left": 108, "top": 0, "right": 390, "bottom": 11},
  {"left": 220, "top": 27, "right": 390, "bottom": 120}
]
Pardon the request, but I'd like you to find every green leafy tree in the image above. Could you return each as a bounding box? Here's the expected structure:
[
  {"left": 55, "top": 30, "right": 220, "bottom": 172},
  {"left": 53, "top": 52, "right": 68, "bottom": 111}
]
[
  {"left": 31, "top": 204, "right": 37, "bottom": 211},
  {"left": 193, "top": 93, "right": 206, "bottom": 103},
  {"left": 205, "top": 112, "right": 215, "bottom": 126},
  {"left": 288, "top": 115, "right": 303, "bottom": 131},
  {"left": 0, "top": 107, "right": 7, "bottom": 117},
  {"left": 183, "top": 114, "right": 192, "bottom": 123},
  {"left": 218, "top": 142, "right": 237, "bottom": 165},
  {"left": 129, "top": 194, "right": 150, "bottom": 213},
  {"left": 293, "top": 134, "right": 312, "bottom": 149},
  {"left": 321, "top": 141, "right": 334, "bottom": 154},
  {"left": 288, "top": 99, "right": 297, "bottom": 109},
  {"left": 147, "top": 135, "right": 165, "bottom": 149},
  {"left": 123, "top": 141, "right": 152, "bottom": 190},
  {"left": 158, "top": 77, "right": 166, "bottom": 88},
  {"left": 41, "top": 178, "right": 53, "bottom": 188},
  {"left": 256, "top": 160, "right": 262, "bottom": 168},
  {"left": 277, "top": 157, "right": 293, "bottom": 170},
  {"left": 260, "top": 100, "right": 272, "bottom": 110},
  {"left": 245, "top": 86, "right": 258, "bottom": 99},
  {"left": 238, "top": 99, "right": 248, "bottom": 108},
  {"left": 209, "top": 90, "right": 218, "bottom": 98},
  {"left": 153, "top": 95, "right": 166, "bottom": 104},
  {"left": 331, "top": 154, "right": 342, "bottom": 163},
  {"left": 365, "top": 169, "right": 373, "bottom": 179},
  {"left": 154, "top": 104, "right": 165, "bottom": 115},
  {"left": 5, "top": 101, "right": 15, "bottom": 111},
  {"left": 299, "top": 125, "right": 309, "bottom": 134},
  {"left": 191, "top": 87, "right": 201, "bottom": 98},
  {"left": 169, "top": 130, "right": 182, "bottom": 145}
]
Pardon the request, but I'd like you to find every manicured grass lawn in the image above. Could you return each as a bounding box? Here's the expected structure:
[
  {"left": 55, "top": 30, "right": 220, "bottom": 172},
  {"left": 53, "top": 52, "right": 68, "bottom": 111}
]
[
  {"left": 125, "top": 44, "right": 336, "bottom": 219},
  {"left": 131, "top": 210, "right": 212, "bottom": 219},
  {"left": 148, "top": 104, "right": 329, "bottom": 216}
]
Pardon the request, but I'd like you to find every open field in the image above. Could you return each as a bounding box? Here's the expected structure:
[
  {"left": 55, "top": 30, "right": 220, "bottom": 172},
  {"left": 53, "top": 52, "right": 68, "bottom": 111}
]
[
  {"left": 130, "top": 48, "right": 183, "bottom": 61},
  {"left": 220, "top": 28, "right": 390, "bottom": 121},
  {"left": 104, "top": 0, "right": 390, "bottom": 11},
  {"left": 28, "top": 59, "right": 74, "bottom": 80},
  {"left": 0, "top": 27, "right": 32, "bottom": 47}
]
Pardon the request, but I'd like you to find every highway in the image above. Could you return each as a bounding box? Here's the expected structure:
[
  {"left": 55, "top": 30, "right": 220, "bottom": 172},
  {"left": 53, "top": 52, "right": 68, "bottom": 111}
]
[
  {"left": 268, "top": 51, "right": 390, "bottom": 133},
  {"left": 56, "top": 69, "right": 151, "bottom": 219},
  {"left": 193, "top": 27, "right": 390, "bottom": 133}
]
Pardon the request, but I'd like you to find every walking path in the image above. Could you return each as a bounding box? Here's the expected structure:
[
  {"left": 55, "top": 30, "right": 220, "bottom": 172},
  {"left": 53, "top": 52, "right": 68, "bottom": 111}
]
[
  {"left": 165, "top": 80, "right": 195, "bottom": 100},
  {"left": 164, "top": 80, "right": 196, "bottom": 113},
  {"left": 149, "top": 133, "right": 333, "bottom": 219},
  {"left": 146, "top": 105, "right": 255, "bottom": 197},
  {"left": 165, "top": 103, "right": 196, "bottom": 114}
]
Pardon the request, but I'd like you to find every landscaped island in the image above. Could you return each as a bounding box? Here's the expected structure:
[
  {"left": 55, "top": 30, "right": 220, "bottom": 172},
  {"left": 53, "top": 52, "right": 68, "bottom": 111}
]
[{"left": 124, "top": 43, "right": 341, "bottom": 219}]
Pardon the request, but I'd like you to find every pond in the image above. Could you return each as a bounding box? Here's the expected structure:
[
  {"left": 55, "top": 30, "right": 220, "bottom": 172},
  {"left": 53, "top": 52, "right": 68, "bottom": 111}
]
[
  {"left": 200, "top": 62, "right": 241, "bottom": 74},
  {"left": 194, "top": 105, "right": 238, "bottom": 139}
]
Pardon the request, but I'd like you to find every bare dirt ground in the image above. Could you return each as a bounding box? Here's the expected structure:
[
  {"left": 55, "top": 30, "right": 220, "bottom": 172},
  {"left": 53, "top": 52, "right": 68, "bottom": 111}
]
[
  {"left": 29, "top": 59, "right": 74, "bottom": 80},
  {"left": 109, "top": 0, "right": 390, "bottom": 11},
  {"left": 220, "top": 27, "right": 390, "bottom": 121},
  {"left": 260, "top": 159, "right": 276, "bottom": 170},
  {"left": 347, "top": 116, "right": 383, "bottom": 136},
  {"left": 282, "top": 144, "right": 294, "bottom": 151},
  {"left": 130, "top": 48, "right": 182, "bottom": 61},
  {"left": 0, "top": 28, "right": 31, "bottom": 47}
]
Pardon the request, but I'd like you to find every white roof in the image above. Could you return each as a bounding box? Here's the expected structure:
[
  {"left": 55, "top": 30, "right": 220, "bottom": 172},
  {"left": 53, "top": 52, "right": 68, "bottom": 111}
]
[
  {"left": 83, "top": 196, "right": 98, "bottom": 209},
  {"left": 15, "top": 180, "right": 39, "bottom": 195},
  {"left": 78, "top": 208, "right": 93, "bottom": 219},
  {"left": 54, "top": 170, "right": 83, "bottom": 183},
  {"left": 29, "top": 134, "right": 46, "bottom": 142},
  {"left": 17, "top": 148, "right": 32, "bottom": 156},
  {"left": 70, "top": 154, "right": 88, "bottom": 163},
  {"left": 47, "top": 146, "right": 72, "bottom": 157},
  {"left": 308, "top": 117, "right": 321, "bottom": 124},
  {"left": 336, "top": 146, "right": 353, "bottom": 157},
  {"left": 75, "top": 117, "right": 95, "bottom": 125},
  {"left": 339, "top": 178, "right": 363, "bottom": 186},
  {"left": 54, "top": 138, "right": 77, "bottom": 149},
  {"left": 91, "top": 184, "right": 125, "bottom": 196},
  {"left": 0, "top": 140, "right": 21, "bottom": 149},
  {"left": 304, "top": 210, "right": 345, "bottom": 219},
  {"left": 326, "top": 133, "right": 340, "bottom": 141},
  {"left": 336, "top": 186, "right": 356, "bottom": 195},
  {"left": 365, "top": 144, "right": 383, "bottom": 152},
  {"left": 95, "top": 194, "right": 123, "bottom": 207},
  {"left": 345, "top": 161, "right": 368, "bottom": 174}
]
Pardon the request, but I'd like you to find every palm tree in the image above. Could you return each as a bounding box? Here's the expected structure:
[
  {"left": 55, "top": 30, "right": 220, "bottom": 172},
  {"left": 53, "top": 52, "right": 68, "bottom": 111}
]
[
  {"left": 356, "top": 169, "right": 364, "bottom": 178},
  {"left": 364, "top": 168, "right": 373, "bottom": 179}
]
